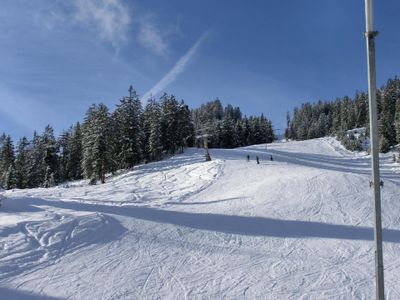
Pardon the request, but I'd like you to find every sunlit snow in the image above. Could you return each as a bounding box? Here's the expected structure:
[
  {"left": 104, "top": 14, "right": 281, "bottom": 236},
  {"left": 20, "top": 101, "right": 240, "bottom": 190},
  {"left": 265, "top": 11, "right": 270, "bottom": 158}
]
[{"left": 1, "top": 138, "right": 400, "bottom": 299}]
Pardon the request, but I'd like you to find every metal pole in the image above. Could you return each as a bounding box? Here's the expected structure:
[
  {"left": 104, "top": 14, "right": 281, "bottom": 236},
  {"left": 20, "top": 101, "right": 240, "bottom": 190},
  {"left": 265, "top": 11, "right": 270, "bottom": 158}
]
[
  {"left": 204, "top": 136, "right": 211, "bottom": 161},
  {"left": 364, "top": 0, "right": 385, "bottom": 299}
]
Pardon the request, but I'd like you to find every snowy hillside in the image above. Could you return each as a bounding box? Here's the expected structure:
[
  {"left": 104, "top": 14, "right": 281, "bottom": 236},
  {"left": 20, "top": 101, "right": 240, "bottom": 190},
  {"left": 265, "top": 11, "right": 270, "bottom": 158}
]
[{"left": 1, "top": 138, "right": 400, "bottom": 299}]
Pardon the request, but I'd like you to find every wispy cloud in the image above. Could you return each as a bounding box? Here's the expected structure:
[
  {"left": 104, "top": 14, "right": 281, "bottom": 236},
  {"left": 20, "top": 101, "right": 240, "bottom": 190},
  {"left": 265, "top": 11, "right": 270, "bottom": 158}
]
[
  {"left": 138, "top": 16, "right": 168, "bottom": 57},
  {"left": 35, "top": 8, "right": 66, "bottom": 31},
  {"left": 142, "top": 31, "right": 209, "bottom": 101},
  {"left": 34, "top": 1, "right": 177, "bottom": 56},
  {"left": 72, "top": 0, "right": 131, "bottom": 49}
]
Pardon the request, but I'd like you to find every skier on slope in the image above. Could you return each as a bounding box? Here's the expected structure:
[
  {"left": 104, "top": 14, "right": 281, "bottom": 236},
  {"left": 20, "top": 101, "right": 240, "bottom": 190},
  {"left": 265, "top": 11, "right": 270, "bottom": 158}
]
[
  {"left": 256, "top": 156, "right": 260, "bottom": 164},
  {"left": 246, "top": 154, "right": 250, "bottom": 162}
]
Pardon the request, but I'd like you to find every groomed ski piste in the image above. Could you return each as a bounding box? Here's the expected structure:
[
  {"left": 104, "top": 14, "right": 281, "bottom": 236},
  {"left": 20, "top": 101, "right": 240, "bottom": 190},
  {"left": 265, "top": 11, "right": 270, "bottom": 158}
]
[{"left": 1, "top": 137, "right": 400, "bottom": 299}]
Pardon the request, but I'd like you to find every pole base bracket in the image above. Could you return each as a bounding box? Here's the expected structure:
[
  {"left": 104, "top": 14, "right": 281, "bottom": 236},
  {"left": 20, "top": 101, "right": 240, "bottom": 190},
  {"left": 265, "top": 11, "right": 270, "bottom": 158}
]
[{"left": 364, "top": 31, "right": 379, "bottom": 38}]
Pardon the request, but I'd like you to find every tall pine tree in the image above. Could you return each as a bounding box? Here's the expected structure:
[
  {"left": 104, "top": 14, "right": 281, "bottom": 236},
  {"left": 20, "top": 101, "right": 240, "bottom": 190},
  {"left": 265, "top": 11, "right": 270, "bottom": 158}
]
[
  {"left": 82, "top": 103, "right": 112, "bottom": 184},
  {"left": 112, "top": 86, "right": 143, "bottom": 169},
  {"left": 0, "top": 135, "right": 16, "bottom": 189}
]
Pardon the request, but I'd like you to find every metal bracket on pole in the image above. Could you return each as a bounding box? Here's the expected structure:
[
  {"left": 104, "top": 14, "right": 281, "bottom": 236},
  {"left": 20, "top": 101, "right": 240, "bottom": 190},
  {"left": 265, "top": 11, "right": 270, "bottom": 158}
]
[
  {"left": 369, "top": 180, "right": 384, "bottom": 188},
  {"left": 364, "top": 31, "right": 379, "bottom": 38}
]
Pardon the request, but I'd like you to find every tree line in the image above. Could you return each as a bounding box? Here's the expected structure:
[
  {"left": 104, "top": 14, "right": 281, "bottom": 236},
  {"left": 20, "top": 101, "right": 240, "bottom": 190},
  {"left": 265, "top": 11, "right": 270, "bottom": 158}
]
[
  {"left": 192, "top": 99, "right": 275, "bottom": 148},
  {"left": 0, "top": 87, "right": 275, "bottom": 189},
  {"left": 285, "top": 76, "right": 400, "bottom": 152}
]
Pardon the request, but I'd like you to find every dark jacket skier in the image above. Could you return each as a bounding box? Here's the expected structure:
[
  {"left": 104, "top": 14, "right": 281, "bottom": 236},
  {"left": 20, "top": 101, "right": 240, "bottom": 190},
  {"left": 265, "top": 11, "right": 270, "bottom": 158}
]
[{"left": 256, "top": 156, "right": 259, "bottom": 164}]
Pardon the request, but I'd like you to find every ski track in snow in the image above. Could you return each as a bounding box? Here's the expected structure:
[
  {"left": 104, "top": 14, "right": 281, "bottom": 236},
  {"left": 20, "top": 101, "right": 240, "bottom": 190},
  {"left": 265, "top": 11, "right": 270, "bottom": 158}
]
[{"left": 1, "top": 138, "right": 400, "bottom": 299}]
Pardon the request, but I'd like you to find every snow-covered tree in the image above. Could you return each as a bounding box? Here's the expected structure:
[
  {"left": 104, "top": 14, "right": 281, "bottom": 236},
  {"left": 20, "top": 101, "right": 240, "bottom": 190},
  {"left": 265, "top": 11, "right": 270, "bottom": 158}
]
[
  {"left": 82, "top": 103, "right": 112, "bottom": 184},
  {"left": 160, "top": 94, "right": 180, "bottom": 154},
  {"left": 41, "top": 125, "right": 59, "bottom": 187},
  {"left": 176, "top": 101, "right": 194, "bottom": 152},
  {"left": 143, "top": 98, "right": 163, "bottom": 161},
  {"left": 379, "top": 79, "right": 397, "bottom": 150},
  {"left": 0, "top": 135, "right": 16, "bottom": 189},
  {"left": 15, "top": 136, "right": 30, "bottom": 189},
  {"left": 67, "top": 122, "right": 83, "bottom": 180},
  {"left": 112, "top": 86, "right": 143, "bottom": 169}
]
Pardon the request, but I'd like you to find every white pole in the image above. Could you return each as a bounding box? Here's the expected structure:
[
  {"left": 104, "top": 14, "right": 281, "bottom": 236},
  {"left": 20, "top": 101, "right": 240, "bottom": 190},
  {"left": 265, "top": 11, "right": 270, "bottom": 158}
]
[
  {"left": 365, "top": 0, "right": 374, "bottom": 32},
  {"left": 364, "top": 0, "right": 385, "bottom": 299}
]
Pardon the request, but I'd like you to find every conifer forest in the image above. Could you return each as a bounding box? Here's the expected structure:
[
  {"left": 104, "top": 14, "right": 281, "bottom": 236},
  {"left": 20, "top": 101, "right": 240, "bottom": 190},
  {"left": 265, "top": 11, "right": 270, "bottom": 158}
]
[
  {"left": 0, "top": 86, "right": 274, "bottom": 189},
  {"left": 286, "top": 76, "right": 400, "bottom": 152}
]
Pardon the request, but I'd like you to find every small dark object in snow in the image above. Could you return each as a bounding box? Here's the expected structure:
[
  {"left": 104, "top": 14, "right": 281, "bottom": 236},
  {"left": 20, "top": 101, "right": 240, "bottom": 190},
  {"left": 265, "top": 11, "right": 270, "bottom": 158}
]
[
  {"left": 256, "top": 156, "right": 259, "bottom": 164},
  {"left": 246, "top": 155, "right": 250, "bottom": 162}
]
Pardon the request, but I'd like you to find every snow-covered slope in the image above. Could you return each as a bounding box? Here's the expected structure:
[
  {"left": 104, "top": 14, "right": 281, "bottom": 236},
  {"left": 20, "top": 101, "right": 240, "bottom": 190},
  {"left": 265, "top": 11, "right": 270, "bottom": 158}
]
[{"left": 1, "top": 138, "right": 400, "bottom": 299}]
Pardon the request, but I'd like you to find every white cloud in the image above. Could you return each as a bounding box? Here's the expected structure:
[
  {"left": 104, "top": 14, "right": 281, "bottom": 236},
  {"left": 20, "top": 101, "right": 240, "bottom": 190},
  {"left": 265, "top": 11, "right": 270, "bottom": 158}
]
[
  {"left": 142, "top": 31, "right": 209, "bottom": 101},
  {"left": 72, "top": 0, "right": 131, "bottom": 49},
  {"left": 34, "top": 1, "right": 175, "bottom": 56},
  {"left": 138, "top": 17, "right": 168, "bottom": 57}
]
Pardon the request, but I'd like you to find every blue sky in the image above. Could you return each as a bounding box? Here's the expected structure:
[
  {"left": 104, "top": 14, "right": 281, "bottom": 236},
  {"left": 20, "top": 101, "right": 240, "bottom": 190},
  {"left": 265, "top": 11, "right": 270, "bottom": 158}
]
[{"left": 1, "top": 0, "right": 400, "bottom": 139}]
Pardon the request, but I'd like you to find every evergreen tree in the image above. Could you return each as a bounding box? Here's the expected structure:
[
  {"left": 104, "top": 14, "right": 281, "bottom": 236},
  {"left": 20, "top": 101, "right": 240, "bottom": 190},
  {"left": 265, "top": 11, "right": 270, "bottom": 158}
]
[
  {"left": 285, "top": 111, "right": 291, "bottom": 140},
  {"left": 331, "top": 99, "right": 342, "bottom": 134},
  {"left": 143, "top": 98, "right": 163, "bottom": 161},
  {"left": 0, "top": 135, "right": 16, "bottom": 189},
  {"left": 212, "top": 98, "right": 224, "bottom": 120},
  {"left": 27, "top": 131, "right": 44, "bottom": 188},
  {"left": 82, "top": 103, "right": 112, "bottom": 184},
  {"left": 67, "top": 122, "right": 83, "bottom": 180},
  {"left": 58, "top": 129, "right": 71, "bottom": 182},
  {"left": 264, "top": 118, "right": 275, "bottom": 143},
  {"left": 57, "top": 123, "right": 82, "bottom": 182},
  {"left": 340, "top": 96, "right": 351, "bottom": 132},
  {"left": 112, "top": 86, "right": 143, "bottom": 169},
  {"left": 43, "top": 166, "right": 56, "bottom": 188},
  {"left": 41, "top": 125, "right": 59, "bottom": 187},
  {"left": 379, "top": 135, "right": 391, "bottom": 153},
  {"left": 380, "top": 78, "right": 399, "bottom": 148},
  {"left": 235, "top": 121, "right": 244, "bottom": 146},
  {"left": 15, "top": 136, "right": 30, "bottom": 189},
  {"left": 176, "top": 101, "right": 194, "bottom": 152},
  {"left": 355, "top": 91, "right": 368, "bottom": 127},
  {"left": 4, "top": 164, "right": 16, "bottom": 190},
  {"left": 395, "top": 97, "right": 400, "bottom": 144},
  {"left": 160, "top": 94, "right": 180, "bottom": 154},
  {"left": 220, "top": 116, "right": 236, "bottom": 148}
]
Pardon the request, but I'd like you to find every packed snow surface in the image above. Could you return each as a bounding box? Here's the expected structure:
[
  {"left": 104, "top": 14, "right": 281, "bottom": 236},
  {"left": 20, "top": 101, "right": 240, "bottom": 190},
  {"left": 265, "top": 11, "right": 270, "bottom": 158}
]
[{"left": 1, "top": 137, "right": 400, "bottom": 299}]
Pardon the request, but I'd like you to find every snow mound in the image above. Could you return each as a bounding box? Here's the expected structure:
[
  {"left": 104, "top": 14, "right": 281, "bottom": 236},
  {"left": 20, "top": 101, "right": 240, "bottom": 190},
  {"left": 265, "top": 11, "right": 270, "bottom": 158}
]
[{"left": 8, "top": 150, "right": 224, "bottom": 207}]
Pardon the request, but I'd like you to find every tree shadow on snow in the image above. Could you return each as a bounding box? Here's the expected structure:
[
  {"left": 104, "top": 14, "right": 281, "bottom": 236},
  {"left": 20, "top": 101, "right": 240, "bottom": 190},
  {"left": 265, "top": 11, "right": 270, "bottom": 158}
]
[
  {"left": 24, "top": 197, "right": 400, "bottom": 244},
  {"left": 165, "top": 197, "right": 246, "bottom": 205},
  {"left": 1, "top": 197, "right": 46, "bottom": 213},
  {"left": 0, "top": 287, "right": 62, "bottom": 300}
]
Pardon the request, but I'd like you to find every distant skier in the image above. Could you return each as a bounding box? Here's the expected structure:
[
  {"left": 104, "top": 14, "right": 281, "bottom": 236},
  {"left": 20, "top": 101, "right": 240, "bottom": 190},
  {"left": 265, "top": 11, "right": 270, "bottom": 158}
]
[
  {"left": 246, "top": 154, "right": 250, "bottom": 162},
  {"left": 270, "top": 155, "right": 273, "bottom": 161},
  {"left": 256, "top": 156, "right": 259, "bottom": 164}
]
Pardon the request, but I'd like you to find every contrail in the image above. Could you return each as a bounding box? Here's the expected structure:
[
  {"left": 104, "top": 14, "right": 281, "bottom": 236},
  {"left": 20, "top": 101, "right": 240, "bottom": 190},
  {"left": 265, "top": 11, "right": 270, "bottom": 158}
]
[{"left": 142, "top": 31, "right": 209, "bottom": 101}]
